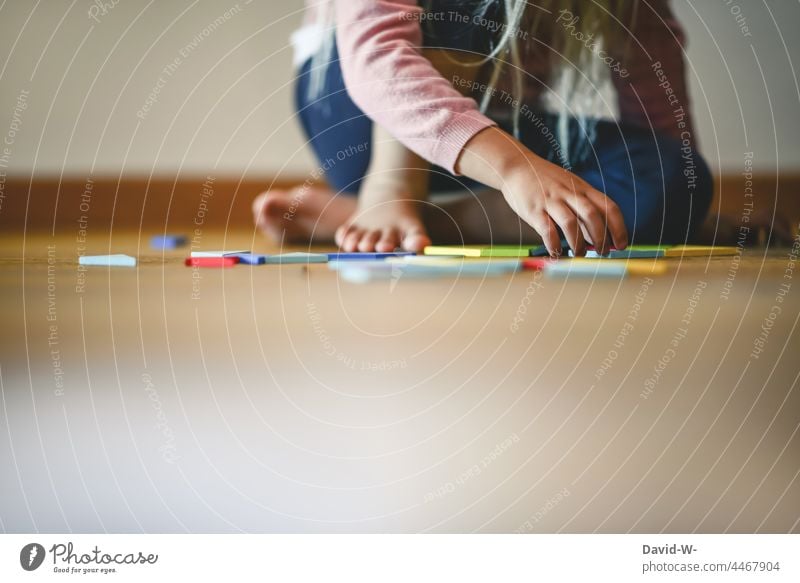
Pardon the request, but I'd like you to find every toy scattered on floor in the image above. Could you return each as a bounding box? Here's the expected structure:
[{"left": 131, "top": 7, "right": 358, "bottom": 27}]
[
  {"left": 521, "top": 258, "right": 551, "bottom": 271},
  {"left": 545, "top": 259, "right": 667, "bottom": 278},
  {"left": 233, "top": 253, "right": 268, "bottom": 265},
  {"left": 350, "top": 257, "right": 520, "bottom": 274},
  {"left": 438, "top": 243, "right": 658, "bottom": 258},
  {"left": 391, "top": 255, "right": 451, "bottom": 263},
  {"left": 571, "top": 244, "right": 737, "bottom": 258},
  {"left": 666, "top": 245, "right": 738, "bottom": 256},
  {"left": 264, "top": 252, "right": 328, "bottom": 264},
  {"left": 574, "top": 244, "right": 737, "bottom": 258},
  {"left": 443, "top": 243, "right": 738, "bottom": 259},
  {"left": 388, "top": 255, "right": 522, "bottom": 273},
  {"left": 571, "top": 246, "right": 668, "bottom": 259},
  {"left": 174, "top": 244, "right": 731, "bottom": 277},
  {"left": 332, "top": 258, "right": 520, "bottom": 283},
  {"left": 327, "top": 251, "right": 415, "bottom": 260},
  {"left": 190, "top": 250, "right": 250, "bottom": 258},
  {"left": 150, "top": 234, "right": 187, "bottom": 250},
  {"left": 424, "top": 245, "right": 532, "bottom": 258},
  {"left": 185, "top": 256, "right": 239, "bottom": 268},
  {"left": 392, "top": 255, "right": 479, "bottom": 266},
  {"left": 79, "top": 254, "right": 137, "bottom": 267}
]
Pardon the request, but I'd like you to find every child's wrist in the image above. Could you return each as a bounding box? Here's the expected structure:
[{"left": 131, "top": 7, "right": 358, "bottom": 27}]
[{"left": 456, "top": 126, "right": 539, "bottom": 189}]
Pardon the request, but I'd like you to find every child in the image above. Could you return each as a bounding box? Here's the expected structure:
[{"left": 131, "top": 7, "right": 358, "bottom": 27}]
[{"left": 253, "top": 0, "right": 713, "bottom": 257}]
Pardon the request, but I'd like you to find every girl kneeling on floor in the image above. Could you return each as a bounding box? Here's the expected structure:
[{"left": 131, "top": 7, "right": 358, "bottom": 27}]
[{"left": 253, "top": 0, "right": 712, "bottom": 257}]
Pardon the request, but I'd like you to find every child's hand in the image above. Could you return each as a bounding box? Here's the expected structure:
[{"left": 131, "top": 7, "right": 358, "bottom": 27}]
[
  {"left": 502, "top": 154, "right": 628, "bottom": 257},
  {"left": 455, "top": 127, "right": 628, "bottom": 257}
]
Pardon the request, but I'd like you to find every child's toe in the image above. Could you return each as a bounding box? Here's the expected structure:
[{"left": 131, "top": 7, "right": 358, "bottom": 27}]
[
  {"left": 375, "top": 228, "right": 401, "bottom": 252},
  {"left": 252, "top": 191, "right": 293, "bottom": 241},
  {"left": 334, "top": 224, "right": 349, "bottom": 247},
  {"left": 341, "top": 228, "right": 364, "bottom": 252},
  {"left": 358, "top": 230, "right": 381, "bottom": 252},
  {"left": 402, "top": 228, "right": 431, "bottom": 252},
  {"left": 252, "top": 192, "right": 269, "bottom": 220}
]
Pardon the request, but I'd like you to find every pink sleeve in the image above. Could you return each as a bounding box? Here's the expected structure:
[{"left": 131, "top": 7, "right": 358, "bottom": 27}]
[
  {"left": 613, "top": 0, "right": 695, "bottom": 140},
  {"left": 334, "top": 0, "right": 496, "bottom": 174}
]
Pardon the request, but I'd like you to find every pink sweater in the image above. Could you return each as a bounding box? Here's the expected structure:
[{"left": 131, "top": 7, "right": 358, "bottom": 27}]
[{"left": 310, "top": 1, "right": 693, "bottom": 174}]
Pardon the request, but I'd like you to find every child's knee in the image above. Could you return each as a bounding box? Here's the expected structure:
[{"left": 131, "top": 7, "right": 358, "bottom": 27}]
[
  {"left": 662, "top": 136, "right": 713, "bottom": 227},
  {"left": 646, "top": 134, "right": 714, "bottom": 240}
]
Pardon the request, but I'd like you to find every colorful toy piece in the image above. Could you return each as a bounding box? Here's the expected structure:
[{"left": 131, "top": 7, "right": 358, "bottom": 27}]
[{"left": 184, "top": 256, "right": 239, "bottom": 268}]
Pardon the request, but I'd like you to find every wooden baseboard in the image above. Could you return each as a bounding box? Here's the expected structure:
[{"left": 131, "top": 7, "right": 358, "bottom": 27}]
[
  {"left": 0, "top": 175, "right": 301, "bottom": 234},
  {"left": 1, "top": 173, "right": 798, "bottom": 236}
]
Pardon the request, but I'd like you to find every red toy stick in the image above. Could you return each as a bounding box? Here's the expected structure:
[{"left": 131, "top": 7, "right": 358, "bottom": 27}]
[{"left": 184, "top": 257, "right": 239, "bottom": 268}]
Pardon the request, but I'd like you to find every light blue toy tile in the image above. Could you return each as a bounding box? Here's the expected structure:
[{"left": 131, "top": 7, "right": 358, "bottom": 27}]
[
  {"left": 545, "top": 261, "right": 627, "bottom": 278},
  {"left": 78, "top": 254, "right": 137, "bottom": 267}
]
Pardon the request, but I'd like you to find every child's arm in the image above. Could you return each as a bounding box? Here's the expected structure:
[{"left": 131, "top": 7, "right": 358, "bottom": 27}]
[
  {"left": 334, "top": 0, "right": 496, "bottom": 177},
  {"left": 454, "top": 126, "right": 628, "bottom": 256}
]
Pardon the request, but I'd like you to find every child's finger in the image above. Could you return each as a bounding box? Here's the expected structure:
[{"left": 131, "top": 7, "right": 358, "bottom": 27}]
[
  {"left": 547, "top": 202, "right": 586, "bottom": 256},
  {"left": 527, "top": 208, "right": 562, "bottom": 257},
  {"left": 586, "top": 189, "right": 628, "bottom": 250},
  {"left": 567, "top": 195, "right": 611, "bottom": 255}
]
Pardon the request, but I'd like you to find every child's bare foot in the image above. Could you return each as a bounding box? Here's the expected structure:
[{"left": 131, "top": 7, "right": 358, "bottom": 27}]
[
  {"left": 334, "top": 182, "right": 432, "bottom": 252},
  {"left": 252, "top": 186, "right": 356, "bottom": 244}
]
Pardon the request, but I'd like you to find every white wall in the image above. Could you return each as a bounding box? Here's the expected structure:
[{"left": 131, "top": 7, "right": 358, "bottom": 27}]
[
  {"left": 0, "top": 0, "right": 798, "bottom": 178},
  {"left": 673, "top": 0, "right": 800, "bottom": 174},
  {"left": 0, "top": 0, "right": 316, "bottom": 178}
]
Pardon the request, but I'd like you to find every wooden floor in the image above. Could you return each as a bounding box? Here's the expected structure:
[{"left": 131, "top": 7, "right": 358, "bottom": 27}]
[{"left": 1, "top": 231, "right": 798, "bottom": 533}]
